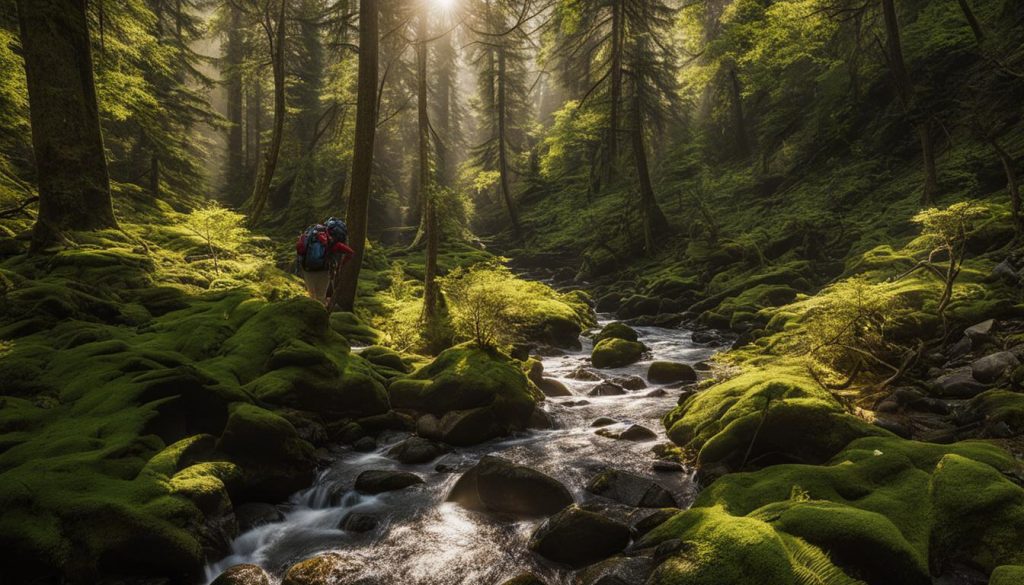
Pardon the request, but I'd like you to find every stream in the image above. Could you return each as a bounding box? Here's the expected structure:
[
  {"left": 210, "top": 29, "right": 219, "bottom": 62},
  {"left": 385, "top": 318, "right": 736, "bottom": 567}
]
[{"left": 204, "top": 317, "right": 722, "bottom": 585}]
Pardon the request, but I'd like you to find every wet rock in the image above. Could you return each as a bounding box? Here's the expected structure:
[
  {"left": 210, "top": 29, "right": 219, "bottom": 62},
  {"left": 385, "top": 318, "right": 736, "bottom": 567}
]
[
  {"left": 528, "top": 408, "right": 555, "bottom": 430},
  {"left": 971, "top": 351, "right": 1020, "bottom": 383},
  {"left": 597, "top": 424, "right": 658, "bottom": 442},
  {"left": 586, "top": 469, "right": 678, "bottom": 508},
  {"left": 211, "top": 564, "right": 273, "bottom": 585},
  {"left": 528, "top": 504, "right": 631, "bottom": 568},
  {"left": 989, "top": 259, "right": 1020, "bottom": 284},
  {"left": 340, "top": 512, "right": 378, "bottom": 533},
  {"left": 434, "top": 453, "right": 468, "bottom": 473},
  {"left": 525, "top": 359, "right": 545, "bottom": 386},
  {"left": 873, "top": 417, "right": 912, "bottom": 438},
  {"left": 690, "top": 331, "right": 717, "bottom": 344},
  {"left": 447, "top": 455, "right": 573, "bottom": 517},
  {"left": 589, "top": 382, "right": 626, "bottom": 396},
  {"left": 617, "top": 295, "right": 662, "bottom": 320},
  {"left": 596, "top": 293, "right": 624, "bottom": 313},
  {"left": 234, "top": 503, "right": 284, "bottom": 533},
  {"left": 353, "top": 470, "right": 424, "bottom": 494},
  {"left": 965, "top": 319, "right": 996, "bottom": 342},
  {"left": 569, "top": 368, "right": 603, "bottom": 381},
  {"left": 632, "top": 509, "right": 681, "bottom": 539},
  {"left": 931, "top": 369, "right": 989, "bottom": 398},
  {"left": 576, "top": 555, "right": 657, "bottom": 585},
  {"left": 538, "top": 377, "right": 572, "bottom": 397},
  {"left": 499, "top": 573, "right": 548, "bottom": 585},
  {"left": 693, "top": 361, "right": 712, "bottom": 371},
  {"left": 611, "top": 375, "right": 647, "bottom": 390},
  {"left": 281, "top": 552, "right": 372, "bottom": 585},
  {"left": 563, "top": 399, "right": 591, "bottom": 407},
  {"left": 353, "top": 436, "right": 376, "bottom": 452},
  {"left": 595, "top": 322, "right": 639, "bottom": 344},
  {"left": 510, "top": 343, "right": 533, "bottom": 361},
  {"left": 591, "top": 417, "right": 618, "bottom": 428},
  {"left": 387, "top": 436, "right": 450, "bottom": 464},
  {"left": 591, "top": 338, "right": 646, "bottom": 369},
  {"left": 415, "top": 414, "right": 441, "bottom": 441},
  {"left": 437, "top": 406, "right": 506, "bottom": 446},
  {"left": 647, "top": 362, "right": 697, "bottom": 384},
  {"left": 645, "top": 388, "right": 668, "bottom": 398},
  {"left": 652, "top": 460, "right": 683, "bottom": 473}
]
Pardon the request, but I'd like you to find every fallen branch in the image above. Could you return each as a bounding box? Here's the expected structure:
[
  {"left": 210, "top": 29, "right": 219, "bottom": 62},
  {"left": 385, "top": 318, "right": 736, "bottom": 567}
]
[{"left": 0, "top": 196, "right": 39, "bottom": 219}]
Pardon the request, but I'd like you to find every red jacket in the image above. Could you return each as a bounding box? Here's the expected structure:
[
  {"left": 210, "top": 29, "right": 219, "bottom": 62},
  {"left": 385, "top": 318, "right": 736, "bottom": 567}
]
[{"left": 332, "top": 241, "right": 355, "bottom": 263}]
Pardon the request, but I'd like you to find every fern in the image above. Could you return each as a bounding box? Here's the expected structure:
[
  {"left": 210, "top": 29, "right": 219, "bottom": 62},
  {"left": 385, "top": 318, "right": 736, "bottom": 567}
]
[{"left": 779, "top": 533, "right": 865, "bottom": 585}]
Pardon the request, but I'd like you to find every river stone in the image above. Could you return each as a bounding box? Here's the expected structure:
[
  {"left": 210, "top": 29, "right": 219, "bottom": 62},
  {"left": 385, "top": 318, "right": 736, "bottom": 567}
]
[
  {"left": 647, "top": 361, "right": 696, "bottom": 384},
  {"left": 611, "top": 375, "right": 647, "bottom": 390},
  {"left": 652, "top": 460, "right": 684, "bottom": 472},
  {"left": 499, "top": 573, "right": 548, "bottom": 585},
  {"left": 577, "top": 555, "right": 657, "bottom": 585},
  {"left": 446, "top": 455, "right": 572, "bottom": 517},
  {"left": 416, "top": 414, "right": 442, "bottom": 441},
  {"left": 597, "top": 424, "right": 658, "bottom": 442},
  {"left": 234, "top": 503, "right": 284, "bottom": 533},
  {"left": 589, "top": 381, "right": 626, "bottom": 396},
  {"left": 211, "top": 564, "right": 273, "bottom": 585},
  {"left": 563, "top": 399, "right": 590, "bottom": 407},
  {"left": 340, "top": 512, "right": 378, "bottom": 533},
  {"left": 281, "top": 552, "right": 372, "bottom": 585},
  {"left": 353, "top": 470, "right": 424, "bottom": 494},
  {"left": 948, "top": 335, "right": 973, "bottom": 359},
  {"left": 591, "top": 338, "right": 645, "bottom": 369},
  {"left": 528, "top": 504, "right": 631, "bottom": 568},
  {"left": 569, "top": 368, "right": 603, "bottom": 381},
  {"left": 595, "top": 322, "right": 639, "bottom": 344},
  {"left": 539, "top": 377, "right": 572, "bottom": 397},
  {"left": 591, "top": 417, "right": 618, "bottom": 428},
  {"left": 965, "top": 319, "right": 996, "bottom": 341},
  {"left": 585, "top": 469, "right": 678, "bottom": 508},
  {"left": 645, "top": 388, "right": 668, "bottom": 398},
  {"left": 528, "top": 408, "right": 555, "bottom": 430},
  {"left": 387, "top": 436, "right": 449, "bottom": 464},
  {"left": 438, "top": 406, "right": 503, "bottom": 446},
  {"left": 632, "top": 508, "right": 681, "bottom": 539},
  {"left": 971, "top": 351, "right": 1020, "bottom": 383},
  {"left": 353, "top": 436, "right": 376, "bottom": 452},
  {"left": 931, "top": 369, "right": 989, "bottom": 398}
]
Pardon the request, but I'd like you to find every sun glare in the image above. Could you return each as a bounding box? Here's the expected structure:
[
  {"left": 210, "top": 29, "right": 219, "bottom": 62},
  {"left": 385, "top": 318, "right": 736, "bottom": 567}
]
[{"left": 434, "top": 0, "right": 456, "bottom": 11}]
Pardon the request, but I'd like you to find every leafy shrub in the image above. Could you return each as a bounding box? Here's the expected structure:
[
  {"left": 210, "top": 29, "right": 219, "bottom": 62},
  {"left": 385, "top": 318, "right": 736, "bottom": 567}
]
[{"left": 181, "top": 203, "right": 247, "bottom": 274}]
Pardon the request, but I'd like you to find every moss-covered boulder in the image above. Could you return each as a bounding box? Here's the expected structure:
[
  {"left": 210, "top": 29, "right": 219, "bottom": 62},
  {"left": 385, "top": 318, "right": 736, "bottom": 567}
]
[
  {"left": 594, "top": 321, "right": 639, "bottom": 344},
  {"left": 662, "top": 364, "right": 886, "bottom": 473},
  {"left": 359, "top": 345, "right": 412, "bottom": 374},
  {"left": 211, "top": 564, "right": 273, "bottom": 585},
  {"left": 991, "top": 566, "right": 1024, "bottom": 585},
  {"left": 591, "top": 338, "right": 646, "bottom": 369},
  {"left": 281, "top": 552, "right": 369, "bottom": 585},
  {"left": 648, "top": 361, "right": 697, "bottom": 384},
  {"left": 967, "top": 390, "right": 1024, "bottom": 435},
  {"left": 642, "top": 437, "right": 1024, "bottom": 584},
  {"left": 389, "top": 345, "right": 542, "bottom": 445}
]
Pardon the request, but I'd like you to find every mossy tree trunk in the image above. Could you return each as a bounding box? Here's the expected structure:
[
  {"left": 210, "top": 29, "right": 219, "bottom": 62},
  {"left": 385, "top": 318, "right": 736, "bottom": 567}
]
[
  {"left": 417, "top": 12, "right": 439, "bottom": 322},
  {"left": 497, "top": 46, "right": 522, "bottom": 241},
  {"left": 606, "top": 0, "right": 623, "bottom": 184},
  {"left": 333, "top": 0, "right": 378, "bottom": 313},
  {"left": 728, "top": 66, "right": 750, "bottom": 158},
  {"left": 224, "top": 2, "right": 246, "bottom": 206},
  {"left": 990, "top": 138, "right": 1022, "bottom": 236},
  {"left": 631, "top": 94, "right": 668, "bottom": 255},
  {"left": 247, "top": 0, "right": 287, "bottom": 227},
  {"left": 16, "top": 0, "right": 119, "bottom": 251}
]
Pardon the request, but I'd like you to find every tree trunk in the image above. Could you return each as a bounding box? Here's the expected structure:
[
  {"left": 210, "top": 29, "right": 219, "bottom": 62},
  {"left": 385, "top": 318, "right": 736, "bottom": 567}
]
[
  {"left": 417, "top": 13, "right": 438, "bottom": 321},
  {"left": 224, "top": 3, "right": 246, "bottom": 205},
  {"left": 332, "top": 0, "right": 378, "bottom": 312},
  {"left": 956, "top": 0, "right": 985, "bottom": 44},
  {"left": 16, "top": 0, "right": 118, "bottom": 250},
  {"left": 150, "top": 154, "right": 161, "bottom": 198},
  {"left": 990, "top": 138, "right": 1022, "bottom": 235},
  {"left": 728, "top": 66, "right": 750, "bottom": 158},
  {"left": 246, "top": 77, "right": 263, "bottom": 186},
  {"left": 606, "top": 0, "right": 622, "bottom": 183},
  {"left": 247, "top": 0, "right": 287, "bottom": 227},
  {"left": 882, "top": 0, "right": 937, "bottom": 206},
  {"left": 631, "top": 97, "right": 668, "bottom": 255},
  {"left": 497, "top": 46, "right": 522, "bottom": 240}
]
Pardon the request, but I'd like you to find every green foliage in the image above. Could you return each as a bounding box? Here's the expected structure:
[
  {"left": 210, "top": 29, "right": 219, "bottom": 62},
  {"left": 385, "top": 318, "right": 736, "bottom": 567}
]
[
  {"left": 181, "top": 203, "right": 248, "bottom": 274},
  {"left": 442, "top": 263, "right": 520, "bottom": 348}
]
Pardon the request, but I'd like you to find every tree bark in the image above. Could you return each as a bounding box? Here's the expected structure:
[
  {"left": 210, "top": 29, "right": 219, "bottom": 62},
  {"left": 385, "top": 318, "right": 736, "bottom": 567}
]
[
  {"left": 728, "top": 66, "right": 750, "bottom": 158},
  {"left": 497, "top": 46, "right": 522, "bottom": 240},
  {"left": 16, "top": 0, "right": 118, "bottom": 250},
  {"left": 881, "top": 0, "right": 937, "bottom": 206},
  {"left": 956, "top": 0, "right": 985, "bottom": 44},
  {"left": 247, "top": 0, "right": 287, "bottom": 227},
  {"left": 332, "top": 0, "right": 378, "bottom": 312},
  {"left": 224, "top": 2, "right": 246, "bottom": 205},
  {"left": 606, "top": 0, "right": 623, "bottom": 182},
  {"left": 990, "top": 138, "right": 1022, "bottom": 235},
  {"left": 417, "top": 12, "right": 439, "bottom": 321},
  {"left": 631, "top": 96, "right": 668, "bottom": 255}
]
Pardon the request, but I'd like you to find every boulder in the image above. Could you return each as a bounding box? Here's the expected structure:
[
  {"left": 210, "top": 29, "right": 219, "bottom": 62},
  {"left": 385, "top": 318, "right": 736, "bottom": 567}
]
[
  {"left": 617, "top": 295, "right": 662, "bottom": 319},
  {"left": 971, "top": 351, "right": 1020, "bottom": 384},
  {"left": 591, "top": 338, "right": 645, "bottom": 369},
  {"left": 589, "top": 381, "right": 626, "bottom": 396},
  {"left": 610, "top": 375, "right": 647, "bottom": 390},
  {"left": 387, "top": 436, "right": 449, "bottom": 464},
  {"left": 585, "top": 469, "right": 678, "bottom": 508},
  {"left": 528, "top": 408, "right": 555, "bottom": 430},
  {"left": 596, "top": 293, "right": 624, "bottom": 313},
  {"left": 234, "top": 503, "right": 284, "bottom": 533},
  {"left": 340, "top": 512, "right": 378, "bottom": 533},
  {"left": 931, "top": 369, "right": 989, "bottom": 398},
  {"left": 591, "top": 417, "right": 618, "bottom": 428},
  {"left": 211, "top": 564, "right": 273, "bottom": 585},
  {"left": 645, "top": 388, "right": 668, "bottom": 398},
  {"left": 538, "top": 377, "right": 572, "bottom": 397},
  {"left": 647, "top": 361, "right": 697, "bottom": 384},
  {"left": 281, "top": 552, "right": 372, "bottom": 585},
  {"left": 964, "top": 319, "right": 996, "bottom": 341},
  {"left": 597, "top": 424, "right": 658, "bottom": 442},
  {"left": 576, "top": 556, "right": 657, "bottom": 585},
  {"left": 353, "top": 436, "right": 376, "bottom": 452},
  {"left": 947, "top": 335, "right": 972, "bottom": 359},
  {"left": 499, "top": 573, "right": 548, "bottom": 585},
  {"left": 528, "top": 505, "right": 631, "bottom": 568},
  {"left": 652, "top": 460, "right": 684, "bottom": 473},
  {"left": 595, "top": 322, "right": 639, "bottom": 344},
  {"left": 569, "top": 368, "right": 603, "bottom": 381},
  {"left": 353, "top": 470, "right": 424, "bottom": 494},
  {"left": 358, "top": 345, "right": 410, "bottom": 373},
  {"left": 447, "top": 455, "right": 572, "bottom": 517}
]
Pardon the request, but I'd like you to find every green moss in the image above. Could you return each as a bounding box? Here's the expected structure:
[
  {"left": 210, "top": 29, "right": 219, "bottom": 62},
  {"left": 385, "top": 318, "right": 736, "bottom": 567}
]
[
  {"left": 967, "top": 390, "right": 1024, "bottom": 433},
  {"left": 591, "top": 337, "right": 646, "bottom": 368},
  {"left": 990, "top": 566, "right": 1024, "bottom": 585},
  {"left": 594, "top": 321, "right": 639, "bottom": 344}
]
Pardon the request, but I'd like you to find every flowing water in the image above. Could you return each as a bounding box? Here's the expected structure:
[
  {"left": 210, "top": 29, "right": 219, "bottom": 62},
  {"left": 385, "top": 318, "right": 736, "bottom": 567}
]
[{"left": 204, "top": 318, "right": 722, "bottom": 585}]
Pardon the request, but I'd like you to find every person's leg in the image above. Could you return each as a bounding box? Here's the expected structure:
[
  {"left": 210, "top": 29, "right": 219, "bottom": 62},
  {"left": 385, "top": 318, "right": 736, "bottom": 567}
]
[{"left": 302, "top": 270, "right": 331, "bottom": 305}]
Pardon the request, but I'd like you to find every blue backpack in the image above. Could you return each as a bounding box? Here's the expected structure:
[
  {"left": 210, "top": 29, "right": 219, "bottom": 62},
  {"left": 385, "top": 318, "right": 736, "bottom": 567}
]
[{"left": 297, "top": 224, "right": 330, "bottom": 271}]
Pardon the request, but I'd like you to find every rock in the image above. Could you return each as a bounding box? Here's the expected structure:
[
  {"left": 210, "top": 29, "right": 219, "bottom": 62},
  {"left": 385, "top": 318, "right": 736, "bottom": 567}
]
[
  {"left": 947, "top": 336, "right": 972, "bottom": 359},
  {"left": 971, "top": 351, "right": 1020, "bottom": 383},
  {"left": 591, "top": 417, "right": 618, "bottom": 428},
  {"left": 576, "top": 556, "right": 657, "bottom": 585},
  {"left": 611, "top": 375, "right": 647, "bottom": 390},
  {"left": 281, "top": 552, "right": 371, "bottom": 585},
  {"left": 387, "top": 436, "right": 449, "bottom": 464},
  {"left": 234, "top": 503, "right": 284, "bottom": 533},
  {"left": 358, "top": 345, "right": 410, "bottom": 373},
  {"left": 538, "top": 377, "right": 572, "bottom": 397},
  {"left": 353, "top": 436, "right": 376, "bottom": 452},
  {"left": 964, "top": 319, "right": 996, "bottom": 341},
  {"left": 591, "top": 338, "right": 645, "bottom": 369},
  {"left": 652, "top": 460, "right": 684, "bottom": 472},
  {"left": 617, "top": 295, "right": 662, "bottom": 319},
  {"left": 446, "top": 455, "right": 573, "bottom": 517},
  {"left": 510, "top": 343, "right": 533, "bottom": 361},
  {"left": 340, "top": 512, "right": 378, "bottom": 533},
  {"left": 569, "top": 368, "right": 603, "bottom": 381},
  {"left": 597, "top": 424, "right": 658, "bottom": 442},
  {"left": 632, "top": 509, "right": 681, "bottom": 539},
  {"left": 589, "top": 381, "right": 626, "bottom": 396},
  {"left": 499, "top": 573, "right": 548, "bottom": 585},
  {"left": 435, "top": 407, "right": 506, "bottom": 446},
  {"left": 595, "top": 322, "right": 639, "bottom": 344},
  {"left": 647, "top": 361, "right": 697, "bottom": 384},
  {"left": 645, "top": 388, "right": 668, "bottom": 398},
  {"left": 211, "top": 564, "right": 273, "bottom": 585},
  {"left": 528, "top": 408, "right": 555, "bottom": 430},
  {"left": 931, "top": 369, "right": 989, "bottom": 398},
  {"left": 596, "top": 293, "right": 624, "bottom": 313},
  {"left": 693, "top": 361, "right": 712, "bottom": 371},
  {"left": 585, "top": 469, "right": 678, "bottom": 508},
  {"left": 690, "top": 331, "right": 717, "bottom": 344},
  {"left": 528, "top": 504, "right": 631, "bottom": 568},
  {"left": 873, "top": 417, "right": 912, "bottom": 438},
  {"left": 353, "top": 470, "right": 424, "bottom": 494},
  {"left": 989, "top": 259, "right": 1020, "bottom": 284},
  {"left": 563, "top": 399, "right": 590, "bottom": 407}
]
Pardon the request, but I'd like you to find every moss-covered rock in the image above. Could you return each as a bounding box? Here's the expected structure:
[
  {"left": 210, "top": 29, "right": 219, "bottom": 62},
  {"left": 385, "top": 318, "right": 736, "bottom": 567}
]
[
  {"left": 594, "top": 321, "right": 639, "bottom": 344},
  {"left": 990, "top": 566, "right": 1024, "bottom": 585},
  {"left": 389, "top": 345, "right": 542, "bottom": 445},
  {"left": 591, "top": 337, "right": 646, "bottom": 369},
  {"left": 648, "top": 361, "right": 697, "bottom": 384}
]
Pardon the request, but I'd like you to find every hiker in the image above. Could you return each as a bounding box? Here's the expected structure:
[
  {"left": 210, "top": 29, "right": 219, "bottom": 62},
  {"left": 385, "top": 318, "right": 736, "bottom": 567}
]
[{"left": 295, "top": 217, "right": 354, "bottom": 307}]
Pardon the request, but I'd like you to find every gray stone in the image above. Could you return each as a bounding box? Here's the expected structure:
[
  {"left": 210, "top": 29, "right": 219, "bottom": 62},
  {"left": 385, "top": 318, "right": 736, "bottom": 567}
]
[
  {"left": 528, "top": 505, "right": 630, "bottom": 568},
  {"left": 212, "top": 564, "right": 273, "bottom": 585},
  {"left": 585, "top": 469, "right": 678, "bottom": 508},
  {"left": 652, "top": 460, "right": 684, "bottom": 472},
  {"left": 965, "top": 319, "right": 996, "bottom": 341},
  {"left": 446, "top": 455, "right": 573, "bottom": 517},
  {"left": 234, "top": 503, "right": 284, "bottom": 533},
  {"left": 971, "top": 351, "right": 1020, "bottom": 383},
  {"left": 589, "top": 382, "right": 626, "bottom": 396},
  {"left": 387, "top": 436, "right": 449, "bottom": 464},
  {"left": 340, "top": 512, "right": 378, "bottom": 533},
  {"left": 611, "top": 375, "right": 647, "bottom": 390},
  {"left": 596, "top": 424, "right": 658, "bottom": 442},
  {"left": 947, "top": 336, "right": 972, "bottom": 360},
  {"left": 931, "top": 369, "right": 988, "bottom": 398},
  {"left": 591, "top": 417, "right": 618, "bottom": 428},
  {"left": 353, "top": 470, "right": 424, "bottom": 494},
  {"left": 538, "top": 377, "right": 572, "bottom": 397}
]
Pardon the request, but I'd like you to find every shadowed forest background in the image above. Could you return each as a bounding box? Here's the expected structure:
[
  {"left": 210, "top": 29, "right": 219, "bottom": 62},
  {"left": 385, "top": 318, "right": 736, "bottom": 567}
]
[{"left": 1, "top": 0, "right": 1024, "bottom": 584}]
